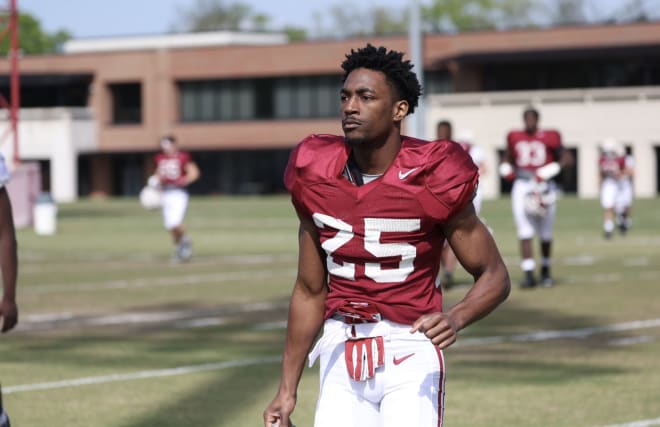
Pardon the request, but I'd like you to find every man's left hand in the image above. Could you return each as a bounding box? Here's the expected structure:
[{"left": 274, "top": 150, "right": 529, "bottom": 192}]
[{"left": 410, "top": 312, "right": 459, "bottom": 349}]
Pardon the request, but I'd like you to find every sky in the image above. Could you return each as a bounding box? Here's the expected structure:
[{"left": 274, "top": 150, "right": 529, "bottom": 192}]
[{"left": 16, "top": 0, "right": 656, "bottom": 40}]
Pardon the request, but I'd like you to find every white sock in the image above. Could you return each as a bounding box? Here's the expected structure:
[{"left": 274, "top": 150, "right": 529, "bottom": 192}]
[
  {"left": 604, "top": 220, "right": 614, "bottom": 233},
  {"left": 521, "top": 258, "right": 536, "bottom": 272}
]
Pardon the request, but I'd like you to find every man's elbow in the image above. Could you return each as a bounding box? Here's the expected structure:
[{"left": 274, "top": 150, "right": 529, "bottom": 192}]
[{"left": 492, "top": 263, "right": 511, "bottom": 304}]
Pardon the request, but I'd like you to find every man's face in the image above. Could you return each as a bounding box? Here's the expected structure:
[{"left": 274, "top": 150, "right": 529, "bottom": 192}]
[
  {"left": 160, "top": 139, "right": 176, "bottom": 155},
  {"left": 524, "top": 112, "right": 538, "bottom": 133},
  {"left": 340, "top": 68, "right": 401, "bottom": 146},
  {"left": 437, "top": 124, "right": 451, "bottom": 140}
]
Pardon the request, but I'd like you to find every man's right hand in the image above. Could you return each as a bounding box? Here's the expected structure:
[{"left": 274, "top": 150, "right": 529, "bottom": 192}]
[
  {"left": 0, "top": 297, "right": 18, "bottom": 333},
  {"left": 263, "top": 393, "right": 296, "bottom": 427}
]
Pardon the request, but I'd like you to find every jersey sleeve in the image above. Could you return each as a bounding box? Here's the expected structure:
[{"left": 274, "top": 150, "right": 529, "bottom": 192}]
[
  {"left": 181, "top": 152, "right": 193, "bottom": 165},
  {"left": 421, "top": 142, "right": 479, "bottom": 223},
  {"left": 0, "top": 154, "right": 10, "bottom": 188},
  {"left": 283, "top": 138, "right": 313, "bottom": 220}
]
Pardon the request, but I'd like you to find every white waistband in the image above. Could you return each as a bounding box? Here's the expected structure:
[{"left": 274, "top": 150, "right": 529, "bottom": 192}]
[{"left": 308, "top": 318, "right": 428, "bottom": 367}]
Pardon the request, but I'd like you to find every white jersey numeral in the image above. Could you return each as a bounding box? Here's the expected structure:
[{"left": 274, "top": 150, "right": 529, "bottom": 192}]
[
  {"left": 312, "top": 213, "right": 420, "bottom": 283},
  {"left": 313, "top": 213, "right": 356, "bottom": 280},
  {"left": 515, "top": 140, "right": 547, "bottom": 167}
]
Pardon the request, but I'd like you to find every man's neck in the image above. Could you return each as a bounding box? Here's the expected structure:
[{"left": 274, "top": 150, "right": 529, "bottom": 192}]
[{"left": 350, "top": 134, "right": 402, "bottom": 175}]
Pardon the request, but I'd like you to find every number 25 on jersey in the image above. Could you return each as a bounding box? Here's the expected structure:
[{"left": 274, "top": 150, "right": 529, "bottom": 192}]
[{"left": 312, "top": 213, "right": 420, "bottom": 283}]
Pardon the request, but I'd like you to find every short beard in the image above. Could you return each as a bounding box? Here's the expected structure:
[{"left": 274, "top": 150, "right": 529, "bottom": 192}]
[{"left": 344, "top": 136, "right": 366, "bottom": 146}]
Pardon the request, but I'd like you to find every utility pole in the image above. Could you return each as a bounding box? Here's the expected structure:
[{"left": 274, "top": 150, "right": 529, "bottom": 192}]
[{"left": 408, "top": 0, "right": 425, "bottom": 139}]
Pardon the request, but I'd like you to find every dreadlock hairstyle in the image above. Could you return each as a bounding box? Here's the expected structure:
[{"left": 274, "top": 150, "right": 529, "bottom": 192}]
[{"left": 341, "top": 44, "right": 422, "bottom": 115}]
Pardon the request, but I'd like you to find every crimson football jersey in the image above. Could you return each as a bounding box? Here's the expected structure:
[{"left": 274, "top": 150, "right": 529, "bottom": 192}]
[
  {"left": 599, "top": 155, "right": 625, "bottom": 178},
  {"left": 285, "top": 134, "right": 478, "bottom": 325},
  {"left": 155, "top": 151, "right": 192, "bottom": 187},
  {"left": 506, "top": 129, "right": 562, "bottom": 173}
]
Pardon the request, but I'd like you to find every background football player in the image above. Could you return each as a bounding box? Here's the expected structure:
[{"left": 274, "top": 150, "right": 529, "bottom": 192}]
[
  {"left": 598, "top": 138, "right": 626, "bottom": 239},
  {"left": 263, "top": 44, "right": 510, "bottom": 427},
  {"left": 151, "top": 135, "right": 200, "bottom": 262},
  {"left": 437, "top": 127, "right": 488, "bottom": 289},
  {"left": 500, "top": 106, "right": 573, "bottom": 288},
  {"left": 614, "top": 145, "right": 635, "bottom": 234}
]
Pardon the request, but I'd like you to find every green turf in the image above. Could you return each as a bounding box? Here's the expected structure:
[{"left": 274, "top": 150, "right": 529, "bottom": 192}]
[{"left": 3, "top": 195, "right": 659, "bottom": 426}]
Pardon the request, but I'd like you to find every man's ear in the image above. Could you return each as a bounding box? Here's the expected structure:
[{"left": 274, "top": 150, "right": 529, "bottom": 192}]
[{"left": 392, "top": 100, "right": 409, "bottom": 122}]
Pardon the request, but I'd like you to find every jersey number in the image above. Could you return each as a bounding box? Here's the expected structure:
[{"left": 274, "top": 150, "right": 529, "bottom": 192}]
[
  {"left": 515, "top": 140, "right": 547, "bottom": 167},
  {"left": 312, "top": 213, "right": 420, "bottom": 283}
]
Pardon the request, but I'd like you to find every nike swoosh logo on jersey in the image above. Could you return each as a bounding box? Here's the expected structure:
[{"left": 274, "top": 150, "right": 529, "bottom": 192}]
[
  {"left": 398, "top": 168, "right": 418, "bottom": 180},
  {"left": 393, "top": 353, "right": 415, "bottom": 365}
]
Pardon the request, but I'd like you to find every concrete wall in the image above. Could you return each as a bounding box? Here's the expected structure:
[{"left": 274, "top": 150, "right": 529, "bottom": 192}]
[{"left": 0, "top": 108, "right": 97, "bottom": 203}]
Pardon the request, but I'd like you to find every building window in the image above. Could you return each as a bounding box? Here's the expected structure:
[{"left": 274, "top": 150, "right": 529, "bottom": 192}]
[
  {"left": 109, "top": 82, "right": 142, "bottom": 124},
  {"left": 178, "top": 75, "right": 341, "bottom": 122},
  {"left": 424, "top": 71, "right": 452, "bottom": 94}
]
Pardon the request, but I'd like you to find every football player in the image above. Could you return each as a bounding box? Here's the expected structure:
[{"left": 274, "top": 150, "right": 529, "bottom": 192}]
[
  {"left": 614, "top": 146, "right": 634, "bottom": 234},
  {"left": 151, "top": 136, "right": 200, "bottom": 262},
  {"left": 438, "top": 128, "right": 488, "bottom": 289},
  {"left": 263, "top": 44, "right": 510, "bottom": 427},
  {"left": 0, "top": 153, "right": 18, "bottom": 427},
  {"left": 599, "top": 138, "right": 626, "bottom": 239},
  {"left": 500, "top": 107, "right": 573, "bottom": 288}
]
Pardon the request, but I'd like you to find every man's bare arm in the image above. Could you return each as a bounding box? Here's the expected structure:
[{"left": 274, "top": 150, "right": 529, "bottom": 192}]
[
  {"left": 263, "top": 215, "right": 327, "bottom": 427},
  {"left": 412, "top": 203, "right": 510, "bottom": 348},
  {"left": 0, "top": 188, "right": 18, "bottom": 333}
]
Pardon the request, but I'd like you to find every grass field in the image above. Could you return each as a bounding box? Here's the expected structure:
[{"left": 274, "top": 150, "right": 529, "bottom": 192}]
[{"left": 3, "top": 194, "right": 660, "bottom": 427}]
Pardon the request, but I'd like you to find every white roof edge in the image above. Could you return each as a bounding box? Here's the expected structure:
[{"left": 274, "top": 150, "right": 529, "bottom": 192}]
[{"left": 62, "top": 31, "right": 289, "bottom": 54}]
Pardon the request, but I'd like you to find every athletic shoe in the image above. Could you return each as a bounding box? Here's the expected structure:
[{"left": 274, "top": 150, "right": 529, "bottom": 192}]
[
  {"left": 520, "top": 270, "right": 537, "bottom": 289},
  {"left": 176, "top": 236, "right": 192, "bottom": 262},
  {"left": 541, "top": 266, "right": 554, "bottom": 287}
]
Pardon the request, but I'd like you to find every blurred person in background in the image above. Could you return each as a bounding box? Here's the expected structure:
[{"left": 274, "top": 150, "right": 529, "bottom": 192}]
[
  {"left": 263, "top": 44, "right": 510, "bottom": 427},
  {"left": 615, "top": 145, "right": 634, "bottom": 234},
  {"left": 0, "top": 152, "right": 18, "bottom": 427},
  {"left": 500, "top": 106, "right": 573, "bottom": 288},
  {"left": 599, "top": 138, "right": 626, "bottom": 239},
  {"left": 436, "top": 120, "right": 452, "bottom": 141},
  {"left": 438, "top": 128, "right": 488, "bottom": 289},
  {"left": 150, "top": 135, "right": 200, "bottom": 262}
]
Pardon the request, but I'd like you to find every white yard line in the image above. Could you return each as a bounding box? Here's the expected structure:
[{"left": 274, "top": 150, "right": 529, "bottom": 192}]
[
  {"left": 455, "top": 318, "right": 660, "bottom": 347},
  {"left": 602, "top": 418, "right": 660, "bottom": 427},
  {"left": 19, "top": 253, "right": 297, "bottom": 274},
  {"left": 17, "top": 301, "right": 288, "bottom": 332},
  {"left": 3, "top": 356, "right": 282, "bottom": 394},
  {"left": 22, "top": 268, "right": 297, "bottom": 294},
  {"left": 6, "top": 318, "right": 660, "bottom": 394}
]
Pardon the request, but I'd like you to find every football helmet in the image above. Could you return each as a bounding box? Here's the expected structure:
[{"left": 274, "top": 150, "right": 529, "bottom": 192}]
[
  {"left": 524, "top": 181, "right": 556, "bottom": 217},
  {"left": 139, "top": 185, "right": 162, "bottom": 210}
]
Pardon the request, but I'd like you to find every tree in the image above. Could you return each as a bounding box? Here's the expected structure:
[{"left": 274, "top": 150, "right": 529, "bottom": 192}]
[
  {"left": 174, "top": 0, "right": 307, "bottom": 40},
  {"left": 422, "top": 0, "right": 535, "bottom": 32},
  {"left": 311, "top": 2, "right": 408, "bottom": 38},
  {"left": 177, "top": 0, "right": 254, "bottom": 32},
  {"left": 0, "top": 12, "right": 71, "bottom": 54}
]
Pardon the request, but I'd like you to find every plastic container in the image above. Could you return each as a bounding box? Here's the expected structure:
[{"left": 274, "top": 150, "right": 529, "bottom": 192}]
[{"left": 33, "top": 192, "right": 57, "bottom": 235}]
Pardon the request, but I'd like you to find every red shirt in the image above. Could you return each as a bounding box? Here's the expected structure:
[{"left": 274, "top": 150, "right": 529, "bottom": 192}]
[
  {"left": 285, "top": 134, "right": 478, "bottom": 325},
  {"left": 155, "top": 151, "right": 192, "bottom": 187},
  {"left": 506, "top": 129, "right": 562, "bottom": 172},
  {"left": 599, "top": 155, "right": 625, "bottom": 178}
]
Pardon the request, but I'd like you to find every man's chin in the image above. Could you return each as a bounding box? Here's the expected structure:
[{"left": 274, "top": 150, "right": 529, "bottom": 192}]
[{"left": 344, "top": 136, "right": 365, "bottom": 146}]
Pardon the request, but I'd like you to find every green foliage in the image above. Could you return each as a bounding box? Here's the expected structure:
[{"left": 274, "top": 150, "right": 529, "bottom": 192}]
[
  {"left": 422, "top": 0, "right": 535, "bottom": 32},
  {"left": 0, "top": 12, "right": 71, "bottom": 55}
]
